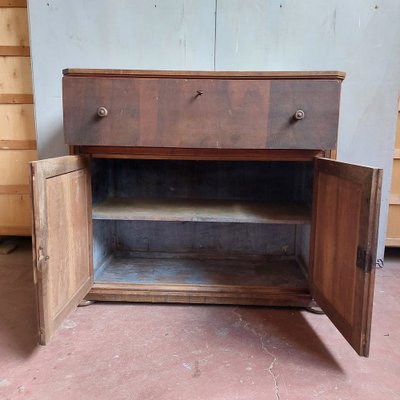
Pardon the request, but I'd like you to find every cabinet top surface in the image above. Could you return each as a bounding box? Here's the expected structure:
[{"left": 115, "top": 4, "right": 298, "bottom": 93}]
[{"left": 63, "top": 69, "right": 346, "bottom": 80}]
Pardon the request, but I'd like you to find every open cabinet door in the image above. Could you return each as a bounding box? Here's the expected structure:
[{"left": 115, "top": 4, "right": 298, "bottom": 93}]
[
  {"left": 30, "top": 155, "right": 93, "bottom": 345},
  {"left": 310, "top": 158, "right": 382, "bottom": 356}
]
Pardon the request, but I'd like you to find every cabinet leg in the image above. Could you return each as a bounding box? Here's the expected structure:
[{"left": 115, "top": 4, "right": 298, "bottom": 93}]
[
  {"left": 305, "top": 300, "right": 325, "bottom": 315},
  {"left": 78, "top": 299, "right": 95, "bottom": 307}
]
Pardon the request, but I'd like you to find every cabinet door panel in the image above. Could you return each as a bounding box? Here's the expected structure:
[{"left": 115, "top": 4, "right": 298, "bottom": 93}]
[
  {"left": 310, "top": 158, "right": 382, "bottom": 356},
  {"left": 30, "top": 155, "right": 93, "bottom": 345}
]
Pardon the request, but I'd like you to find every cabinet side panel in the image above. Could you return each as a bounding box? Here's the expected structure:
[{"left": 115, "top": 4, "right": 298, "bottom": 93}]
[{"left": 93, "top": 220, "right": 115, "bottom": 274}]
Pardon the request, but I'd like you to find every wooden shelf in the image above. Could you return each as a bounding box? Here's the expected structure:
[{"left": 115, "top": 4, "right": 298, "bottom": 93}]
[
  {"left": 92, "top": 197, "right": 311, "bottom": 224},
  {"left": 91, "top": 253, "right": 311, "bottom": 306},
  {"left": 94, "top": 253, "right": 308, "bottom": 289}
]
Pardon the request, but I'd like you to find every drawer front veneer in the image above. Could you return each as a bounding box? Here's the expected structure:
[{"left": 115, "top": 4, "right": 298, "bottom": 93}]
[{"left": 63, "top": 76, "right": 341, "bottom": 149}]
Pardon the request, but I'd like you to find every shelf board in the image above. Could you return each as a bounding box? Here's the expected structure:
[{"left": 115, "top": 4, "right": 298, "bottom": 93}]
[
  {"left": 92, "top": 197, "right": 311, "bottom": 224},
  {"left": 91, "top": 253, "right": 311, "bottom": 306},
  {"left": 94, "top": 253, "right": 308, "bottom": 289}
]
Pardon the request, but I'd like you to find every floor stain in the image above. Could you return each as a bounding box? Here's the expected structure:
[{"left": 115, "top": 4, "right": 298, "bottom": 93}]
[{"left": 192, "top": 361, "right": 201, "bottom": 378}]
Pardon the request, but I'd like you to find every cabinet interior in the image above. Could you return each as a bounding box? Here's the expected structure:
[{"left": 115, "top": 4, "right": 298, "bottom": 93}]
[{"left": 91, "top": 158, "right": 314, "bottom": 298}]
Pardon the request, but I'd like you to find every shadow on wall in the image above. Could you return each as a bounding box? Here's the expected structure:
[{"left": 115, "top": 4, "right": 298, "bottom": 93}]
[{"left": 39, "top": 125, "right": 68, "bottom": 159}]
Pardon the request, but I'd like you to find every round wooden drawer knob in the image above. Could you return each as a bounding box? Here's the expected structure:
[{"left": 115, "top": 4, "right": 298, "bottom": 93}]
[
  {"left": 97, "top": 106, "right": 108, "bottom": 117},
  {"left": 294, "top": 109, "right": 305, "bottom": 120}
]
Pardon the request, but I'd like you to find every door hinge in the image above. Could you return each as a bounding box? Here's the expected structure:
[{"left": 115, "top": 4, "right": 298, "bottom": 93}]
[{"left": 356, "top": 246, "right": 372, "bottom": 273}]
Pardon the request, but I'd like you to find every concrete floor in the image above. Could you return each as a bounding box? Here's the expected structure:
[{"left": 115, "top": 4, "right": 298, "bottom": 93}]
[{"left": 0, "top": 238, "right": 400, "bottom": 400}]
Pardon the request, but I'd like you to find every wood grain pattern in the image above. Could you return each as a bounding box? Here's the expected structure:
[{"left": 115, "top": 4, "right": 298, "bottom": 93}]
[
  {"left": 389, "top": 194, "right": 400, "bottom": 204},
  {"left": 90, "top": 159, "right": 313, "bottom": 205},
  {"left": 91, "top": 221, "right": 298, "bottom": 272},
  {"left": 386, "top": 206, "right": 400, "bottom": 246},
  {"left": 267, "top": 80, "right": 340, "bottom": 149},
  {"left": 310, "top": 158, "right": 382, "bottom": 356},
  {"left": 0, "top": 193, "right": 30, "bottom": 233},
  {"left": 386, "top": 238, "right": 400, "bottom": 247},
  {"left": 109, "top": 221, "right": 297, "bottom": 259},
  {"left": 64, "top": 76, "right": 270, "bottom": 148},
  {"left": 0, "top": 104, "right": 35, "bottom": 141},
  {"left": 0, "top": 93, "right": 32, "bottom": 103},
  {"left": 390, "top": 159, "right": 400, "bottom": 199},
  {"left": 92, "top": 197, "right": 311, "bottom": 224},
  {"left": 0, "top": 56, "right": 32, "bottom": 93},
  {"left": 60, "top": 71, "right": 383, "bottom": 358},
  {"left": 63, "top": 69, "right": 346, "bottom": 80},
  {"left": 0, "top": 183, "right": 29, "bottom": 193},
  {"left": 0, "top": 8, "right": 29, "bottom": 45},
  {"left": 0, "top": 149, "right": 36, "bottom": 185},
  {"left": 387, "top": 112, "right": 400, "bottom": 246},
  {"left": 89, "top": 254, "right": 311, "bottom": 307},
  {"left": 0, "top": 139, "right": 35, "bottom": 149},
  {"left": 0, "top": 4, "right": 36, "bottom": 237},
  {"left": 87, "top": 156, "right": 311, "bottom": 307},
  {"left": 79, "top": 146, "right": 324, "bottom": 161},
  {"left": 0, "top": 45, "right": 29, "bottom": 56},
  {"left": 63, "top": 76, "right": 341, "bottom": 150},
  {"left": 0, "top": 0, "right": 26, "bottom": 7},
  {"left": 0, "top": 225, "right": 30, "bottom": 235},
  {"left": 87, "top": 284, "right": 312, "bottom": 307},
  {"left": 30, "top": 155, "right": 93, "bottom": 345},
  {"left": 95, "top": 254, "right": 308, "bottom": 287}
]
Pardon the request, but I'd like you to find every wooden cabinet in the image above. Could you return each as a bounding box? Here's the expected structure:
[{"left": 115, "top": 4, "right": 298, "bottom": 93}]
[
  {"left": 30, "top": 70, "right": 382, "bottom": 357},
  {"left": 386, "top": 109, "right": 400, "bottom": 247},
  {"left": 0, "top": 2, "right": 37, "bottom": 236}
]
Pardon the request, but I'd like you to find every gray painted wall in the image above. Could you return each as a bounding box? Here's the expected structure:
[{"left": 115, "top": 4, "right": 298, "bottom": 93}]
[{"left": 28, "top": 0, "right": 400, "bottom": 259}]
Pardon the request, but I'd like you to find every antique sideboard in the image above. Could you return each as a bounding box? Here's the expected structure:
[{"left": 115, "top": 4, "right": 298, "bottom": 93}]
[{"left": 30, "top": 69, "right": 381, "bottom": 356}]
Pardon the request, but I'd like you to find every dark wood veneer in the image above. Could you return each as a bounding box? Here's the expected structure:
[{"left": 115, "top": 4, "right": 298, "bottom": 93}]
[{"left": 63, "top": 73, "right": 342, "bottom": 150}]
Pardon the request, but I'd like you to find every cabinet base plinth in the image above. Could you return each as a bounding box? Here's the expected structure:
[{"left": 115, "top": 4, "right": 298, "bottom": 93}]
[{"left": 87, "top": 283, "right": 313, "bottom": 308}]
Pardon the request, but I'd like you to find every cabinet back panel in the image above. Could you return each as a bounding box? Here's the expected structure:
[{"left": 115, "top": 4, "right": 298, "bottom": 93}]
[
  {"left": 91, "top": 220, "right": 298, "bottom": 266},
  {"left": 114, "top": 221, "right": 295, "bottom": 256},
  {"left": 91, "top": 159, "right": 313, "bottom": 204},
  {"left": 91, "top": 158, "right": 112, "bottom": 204}
]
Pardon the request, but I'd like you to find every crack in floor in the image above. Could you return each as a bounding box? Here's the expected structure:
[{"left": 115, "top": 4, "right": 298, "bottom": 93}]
[{"left": 232, "top": 308, "right": 280, "bottom": 400}]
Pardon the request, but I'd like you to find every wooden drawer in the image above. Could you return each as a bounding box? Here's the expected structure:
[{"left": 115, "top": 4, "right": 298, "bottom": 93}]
[{"left": 63, "top": 72, "right": 343, "bottom": 150}]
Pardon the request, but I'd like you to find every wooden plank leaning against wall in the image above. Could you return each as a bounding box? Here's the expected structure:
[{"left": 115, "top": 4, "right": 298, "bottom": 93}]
[
  {"left": 0, "top": 0, "right": 37, "bottom": 236},
  {"left": 386, "top": 105, "right": 400, "bottom": 247}
]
